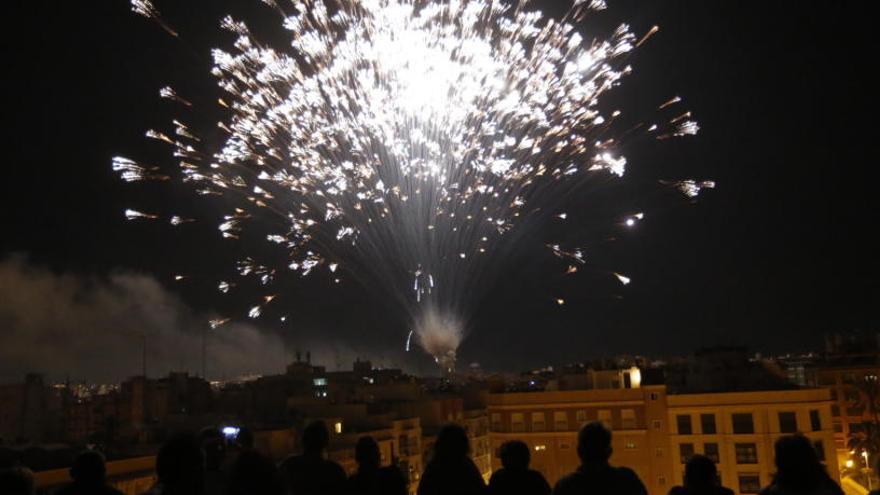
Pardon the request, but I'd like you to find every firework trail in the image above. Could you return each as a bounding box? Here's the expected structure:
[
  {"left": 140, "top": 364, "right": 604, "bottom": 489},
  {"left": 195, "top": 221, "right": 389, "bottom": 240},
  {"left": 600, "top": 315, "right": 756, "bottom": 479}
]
[{"left": 121, "top": 0, "right": 708, "bottom": 370}]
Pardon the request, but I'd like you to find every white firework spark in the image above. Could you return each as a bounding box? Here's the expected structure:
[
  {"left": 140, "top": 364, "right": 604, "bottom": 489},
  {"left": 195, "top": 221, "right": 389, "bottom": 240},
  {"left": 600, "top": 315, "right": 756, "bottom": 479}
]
[{"left": 121, "top": 0, "right": 705, "bottom": 366}]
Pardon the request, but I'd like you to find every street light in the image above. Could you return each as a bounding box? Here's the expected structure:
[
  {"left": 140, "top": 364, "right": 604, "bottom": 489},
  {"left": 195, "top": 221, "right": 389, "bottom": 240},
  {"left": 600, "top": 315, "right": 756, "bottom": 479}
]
[{"left": 863, "top": 450, "right": 873, "bottom": 491}]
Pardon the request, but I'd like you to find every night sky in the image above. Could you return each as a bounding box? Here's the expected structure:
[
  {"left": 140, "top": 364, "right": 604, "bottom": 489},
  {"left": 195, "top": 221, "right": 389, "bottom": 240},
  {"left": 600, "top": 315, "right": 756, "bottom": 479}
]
[{"left": 2, "top": 1, "right": 878, "bottom": 381}]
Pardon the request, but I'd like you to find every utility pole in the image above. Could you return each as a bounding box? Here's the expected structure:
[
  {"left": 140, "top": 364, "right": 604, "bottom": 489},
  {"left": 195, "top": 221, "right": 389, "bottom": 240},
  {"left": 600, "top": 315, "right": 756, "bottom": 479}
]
[{"left": 141, "top": 333, "right": 147, "bottom": 377}]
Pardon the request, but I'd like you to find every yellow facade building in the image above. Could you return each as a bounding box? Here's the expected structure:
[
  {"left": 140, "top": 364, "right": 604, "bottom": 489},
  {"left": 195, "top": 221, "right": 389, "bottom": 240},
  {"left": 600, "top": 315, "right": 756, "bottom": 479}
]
[
  {"left": 487, "top": 384, "right": 838, "bottom": 495},
  {"left": 667, "top": 389, "right": 838, "bottom": 494}
]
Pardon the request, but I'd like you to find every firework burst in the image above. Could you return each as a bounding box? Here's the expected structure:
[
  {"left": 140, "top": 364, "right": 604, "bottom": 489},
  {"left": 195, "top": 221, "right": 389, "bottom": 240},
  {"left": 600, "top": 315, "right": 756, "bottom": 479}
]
[{"left": 121, "top": 0, "right": 706, "bottom": 369}]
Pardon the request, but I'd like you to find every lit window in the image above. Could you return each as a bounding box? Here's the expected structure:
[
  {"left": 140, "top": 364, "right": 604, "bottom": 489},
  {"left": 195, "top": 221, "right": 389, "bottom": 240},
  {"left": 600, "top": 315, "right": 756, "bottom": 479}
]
[
  {"left": 313, "top": 377, "right": 328, "bottom": 386},
  {"left": 334, "top": 421, "right": 343, "bottom": 434},
  {"left": 598, "top": 410, "right": 612, "bottom": 429},
  {"left": 735, "top": 443, "right": 758, "bottom": 464},
  {"left": 679, "top": 443, "right": 695, "bottom": 464},
  {"left": 621, "top": 409, "right": 637, "bottom": 429},
  {"left": 738, "top": 474, "right": 761, "bottom": 494},
  {"left": 554, "top": 411, "right": 569, "bottom": 431},
  {"left": 625, "top": 440, "right": 637, "bottom": 450},
  {"left": 704, "top": 442, "right": 720, "bottom": 463},
  {"left": 531, "top": 412, "right": 546, "bottom": 432},
  {"left": 533, "top": 444, "right": 547, "bottom": 451}
]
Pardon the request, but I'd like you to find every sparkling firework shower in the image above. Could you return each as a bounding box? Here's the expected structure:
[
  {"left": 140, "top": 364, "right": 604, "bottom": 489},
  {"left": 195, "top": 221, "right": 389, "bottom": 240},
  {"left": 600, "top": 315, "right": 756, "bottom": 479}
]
[{"left": 120, "top": 0, "right": 709, "bottom": 368}]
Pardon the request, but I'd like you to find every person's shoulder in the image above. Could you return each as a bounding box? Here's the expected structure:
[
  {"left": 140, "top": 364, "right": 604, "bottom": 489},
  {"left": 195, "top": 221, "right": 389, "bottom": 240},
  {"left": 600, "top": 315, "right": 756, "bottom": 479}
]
[
  {"left": 324, "top": 458, "right": 347, "bottom": 476},
  {"left": 612, "top": 465, "right": 640, "bottom": 478},
  {"left": 554, "top": 470, "right": 586, "bottom": 492},
  {"left": 668, "top": 485, "right": 688, "bottom": 495},
  {"left": 716, "top": 486, "right": 734, "bottom": 495}
]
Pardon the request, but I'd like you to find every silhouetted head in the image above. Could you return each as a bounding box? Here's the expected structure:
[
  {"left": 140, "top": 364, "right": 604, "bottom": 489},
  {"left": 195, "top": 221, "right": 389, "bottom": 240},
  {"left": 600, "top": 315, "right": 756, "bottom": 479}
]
[
  {"left": 157, "top": 433, "right": 205, "bottom": 494},
  {"left": 302, "top": 421, "right": 330, "bottom": 455},
  {"left": 432, "top": 424, "right": 470, "bottom": 463},
  {"left": 69, "top": 450, "right": 106, "bottom": 486},
  {"left": 199, "top": 427, "right": 227, "bottom": 471},
  {"left": 499, "top": 440, "right": 530, "bottom": 471},
  {"left": 773, "top": 434, "right": 826, "bottom": 490},
  {"left": 0, "top": 467, "right": 34, "bottom": 495},
  {"left": 684, "top": 455, "right": 718, "bottom": 489},
  {"left": 228, "top": 450, "right": 285, "bottom": 495},
  {"left": 355, "top": 436, "right": 381, "bottom": 470},
  {"left": 577, "top": 422, "right": 612, "bottom": 464}
]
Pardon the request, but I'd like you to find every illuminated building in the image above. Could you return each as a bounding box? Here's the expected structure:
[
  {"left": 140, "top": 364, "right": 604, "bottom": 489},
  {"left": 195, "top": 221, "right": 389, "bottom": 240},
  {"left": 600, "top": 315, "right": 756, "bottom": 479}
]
[{"left": 487, "top": 377, "right": 839, "bottom": 495}]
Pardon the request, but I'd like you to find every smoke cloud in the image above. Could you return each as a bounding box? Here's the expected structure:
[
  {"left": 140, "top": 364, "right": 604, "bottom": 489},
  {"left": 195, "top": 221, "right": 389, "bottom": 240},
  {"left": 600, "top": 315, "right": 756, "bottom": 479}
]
[{"left": 0, "top": 254, "right": 291, "bottom": 383}]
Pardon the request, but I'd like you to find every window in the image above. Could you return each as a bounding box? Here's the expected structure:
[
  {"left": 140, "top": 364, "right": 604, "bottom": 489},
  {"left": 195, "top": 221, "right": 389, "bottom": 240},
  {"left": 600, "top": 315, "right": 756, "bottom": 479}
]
[
  {"left": 576, "top": 410, "right": 587, "bottom": 425},
  {"left": 831, "top": 405, "right": 840, "bottom": 417},
  {"left": 738, "top": 474, "right": 761, "bottom": 494},
  {"left": 625, "top": 439, "right": 637, "bottom": 450},
  {"left": 656, "top": 448, "right": 664, "bottom": 457},
  {"left": 814, "top": 440, "right": 825, "bottom": 461},
  {"left": 651, "top": 392, "right": 660, "bottom": 400},
  {"left": 843, "top": 373, "right": 856, "bottom": 384},
  {"left": 598, "top": 410, "right": 612, "bottom": 429},
  {"left": 850, "top": 423, "right": 866, "bottom": 434},
  {"left": 701, "top": 413, "right": 717, "bottom": 434},
  {"left": 735, "top": 443, "right": 758, "bottom": 464},
  {"left": 732, "top": 413, "right": 754, "bottom": 434},
  {"left": 810, "top": 410, "right": 822, "bottom": 431},
  {"left": 491, "top": 413, "right": 502, "bottom": 431},
  {"left": 334, "top": 421, "right": 343, "bottom": 434},
  {"left": 658, "top": 475, "right": 667, "bottom": 486},
  {"left": 621, "top": 409, "right": 637, "bottom": 429},
  {"left": 704, "top": 442, "right": 720, "bottom": 463},
  {"left": 560, "top": 441, "right": 571, "bottom": 450},
  {"left": 511, "top": 413, "right": 525, "bottom": 432},
  {"left": 833, "top": 420, "right": 843, "bottom": 433},
  {"left": 531, "top": 412, "right": 546, "bottom": 431},
  {"left": 830, "top": 390, "right": 838, "bottom": 401},
  {"left": 679, "top": 443, "right": 695, "bottom": 464},
  {"left": 677, "top": 415, "right": 693, "bottom": 434},
  {"left": 652, "top": 419, "right": 662, "bottom": 429},
  {"left": 533, "top": 444, "right": 547, "bottom": 451},
  {"left": 312, "top": 377, "right": 327, "bottom": 386},
  {"left": 554, "top": 411, "right": 569, "bottom": 431},
  {"left": 778, "top": 412, "right": 798, "bottom": 433}
]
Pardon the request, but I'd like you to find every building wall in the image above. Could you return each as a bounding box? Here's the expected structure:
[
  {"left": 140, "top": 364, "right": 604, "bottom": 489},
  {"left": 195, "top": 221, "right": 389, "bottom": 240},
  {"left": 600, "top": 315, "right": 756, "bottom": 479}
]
[
  {"left": 667, "top": 389, "right": 838, "bottom": 495},
  {"left": 486, "top": 385, "right": 670, "bottom": 494},
  {"left": 487, "top": 386, "right": 837, "bottom": 495}
]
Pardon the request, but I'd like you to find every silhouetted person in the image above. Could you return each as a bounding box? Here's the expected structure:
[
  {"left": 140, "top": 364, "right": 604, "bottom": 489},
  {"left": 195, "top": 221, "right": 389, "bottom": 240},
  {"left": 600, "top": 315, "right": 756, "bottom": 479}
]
[
  {"left": 418, "top": 423, "right": 486, "bottom": 495},
  {"left": 668, "top": 455, "right": 732, "bottom": 495},
  {"left": 56, "top": 450, "right": 124, "bottom": 495},
  {"left": 347, "top": 436, "right": 407, "bottom": 495},
  {"left": 0, "top": 466, "right": 34, "bottom": 495},
  {"left": 146, "top": 433, "right": 206, "bottom": 495},
  {"left": 488, "top": 440, "right": 550, "bottom": 495},
  {"left": 759, "top": 435, "right": 843, "bottom": 495},
  {"left": 227, "top": 450, "right": 285, "bottom": 495},
  {"left": 280, "top": 420, "right": 346, "bottom": 495},
  {"left": 552, "top": 422, "right": 647, "bottom": 495},
  {"left": 201, "top": 427, "right": 229, "bottom": 495}
]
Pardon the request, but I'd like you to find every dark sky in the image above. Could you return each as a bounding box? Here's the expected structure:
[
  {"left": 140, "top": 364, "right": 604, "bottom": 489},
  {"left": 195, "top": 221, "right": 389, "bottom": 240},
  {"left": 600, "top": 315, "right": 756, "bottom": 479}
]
[{"left": 2, "top": 1, "right": 879, "bottom": 380}]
